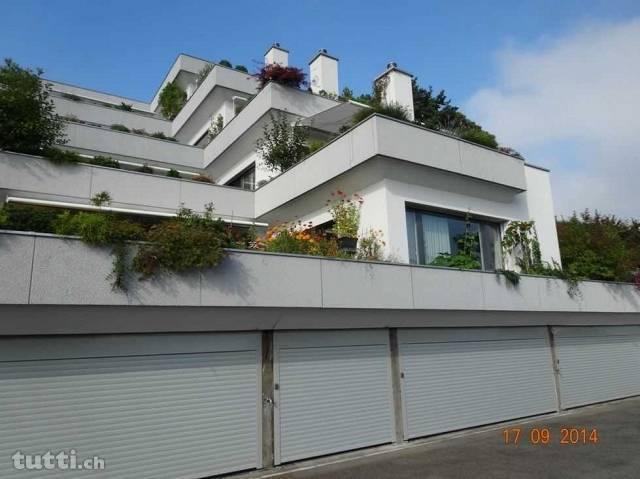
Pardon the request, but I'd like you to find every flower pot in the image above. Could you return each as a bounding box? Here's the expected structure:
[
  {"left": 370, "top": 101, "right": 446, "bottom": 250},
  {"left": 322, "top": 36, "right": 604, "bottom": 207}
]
[{"left": 338, "top": 236, "right": 358, "bottom": 253}]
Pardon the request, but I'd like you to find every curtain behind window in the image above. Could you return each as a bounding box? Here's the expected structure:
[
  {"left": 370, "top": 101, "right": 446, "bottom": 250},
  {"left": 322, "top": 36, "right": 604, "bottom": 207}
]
[{"left": 422, "top": 214, "right": 451, "bottom": 264}]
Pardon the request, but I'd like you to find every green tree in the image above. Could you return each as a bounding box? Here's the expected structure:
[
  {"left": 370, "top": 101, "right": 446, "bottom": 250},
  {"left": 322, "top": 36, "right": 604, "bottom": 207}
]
[
  {"left": 0, "top": 59, "right": 66, "bottom": 154},
  {"left": 411, "top": 78, "right": 497, "bottom": 148},
  {"left": 557, "top": 211, "right": 640, "bottom": 282},
  {"left": 256, "top": 112, "right": 309, "bottom": 172},
  {"left": 158, "top": 81, "right": 186, "bottom": 119}
]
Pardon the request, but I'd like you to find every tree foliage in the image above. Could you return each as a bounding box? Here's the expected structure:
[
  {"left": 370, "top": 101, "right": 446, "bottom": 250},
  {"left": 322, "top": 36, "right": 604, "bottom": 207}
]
[
  {"left": 0, "top": 58, "right": 66, "bottom": 154},
  {"left": 158, "top": 81, "right": 186, "bottom": 119},
  {"left": 411, "top": 78, "right": 497, "bottom": 148},
  {"left": 557, "top": 210, "right": 640, "bottom": 283},
  {"left": 256, "top": 112, "right": 309, "bottom": 172}
]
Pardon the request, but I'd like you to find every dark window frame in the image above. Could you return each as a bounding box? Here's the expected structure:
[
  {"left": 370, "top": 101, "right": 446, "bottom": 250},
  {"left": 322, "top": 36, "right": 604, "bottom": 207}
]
[{"left": 405, "top": 204, "right": 502, "bottom": 271}]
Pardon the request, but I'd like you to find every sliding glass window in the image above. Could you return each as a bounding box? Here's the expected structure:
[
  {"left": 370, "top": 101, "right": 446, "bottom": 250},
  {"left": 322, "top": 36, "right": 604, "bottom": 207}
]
[{"left": 406, "top": 207, "right": 500, "bottom": 271}]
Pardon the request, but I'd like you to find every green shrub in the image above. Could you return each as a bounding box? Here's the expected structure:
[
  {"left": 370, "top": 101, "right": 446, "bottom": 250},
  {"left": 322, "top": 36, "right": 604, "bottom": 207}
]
[
  {"left": 234, "top": 65, "right": 248, "bottom": 73},
  {"left": 350, "top": 102, "right": 409, "bottom": 127},
  {"left": 133, "top": 205, "right": 229, "bottom": 277},
  {"left": 150, "top": 131, "right": 177, "bottom": 141},
  {"left": 53, "top": 211, "right": 143, "bottom": 244},
  {"left": 166, "top": 169, "right": 181, "bottom": 178},
  {"left": 42, "top": 147, "right": 82, "bottom": 164},
  {"left": 430, "top": 252, "right": 482, "bottom": 270},
  {"left": 459, "top": 128, "right": 498, "bottom": 149},
  {"left": 131, "top": 128, "right": 147, "bottom": 135},
  {"left": 116, "top": 102, "right": 133, "bottom": 111},
  {"left": 0, "top": 59, "right": 67, "bottom": 154},
  {"left": 158, "top": 81, "right": 186, "bottom": 119},
  {"left": 137, "top": 164, "right": 153, "bottom": 174},
  {"left": 0, "top": 203, "right": 60, "bottom": 233},
  {"left": 219, "top": 59, "right": 232, "bottom": 68},
  {"left": 306, "top": 139, "right": 326, "bottom": 155},
  {"left": 90, "top": 191, "right": 112, "bottom": 207},
  {"left": 87, "top": 155, "right": 120, "bottom": 168},
  {"left": 110, "top": 123, "right": 130, "bottom": 133}
]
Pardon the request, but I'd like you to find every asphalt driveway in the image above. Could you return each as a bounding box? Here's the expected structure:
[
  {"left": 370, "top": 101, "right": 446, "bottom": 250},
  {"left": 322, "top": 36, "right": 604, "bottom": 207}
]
[{"left": 266, "top": 396, "right": 640, "bottom": 479}]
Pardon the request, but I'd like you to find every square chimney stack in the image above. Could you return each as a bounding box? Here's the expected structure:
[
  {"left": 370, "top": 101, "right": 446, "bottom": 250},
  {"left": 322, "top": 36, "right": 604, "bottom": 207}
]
[
  {"left": 309, "top": 49, "right": 339, "bottom": 96},
  {"left": 265, "top": 43, "right": 288, "bottom": 66},
  {"left": 375, "top": 62, "right": 414, "bottom": 121}
]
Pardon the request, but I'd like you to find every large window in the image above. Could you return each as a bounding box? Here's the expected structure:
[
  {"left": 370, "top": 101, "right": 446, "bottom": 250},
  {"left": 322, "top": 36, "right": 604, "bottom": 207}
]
[
  {"left": 228, "top": 165, "right": 256, "bottom": 191},
  {"left": 406, "top": 207, "right": 500, "bottom": 271}
]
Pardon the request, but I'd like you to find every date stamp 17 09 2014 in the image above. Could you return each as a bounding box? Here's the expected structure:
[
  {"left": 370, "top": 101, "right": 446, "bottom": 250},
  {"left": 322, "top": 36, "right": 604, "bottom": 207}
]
[{"left": 503, "top": 427, "right": 600, "bottom": 446}]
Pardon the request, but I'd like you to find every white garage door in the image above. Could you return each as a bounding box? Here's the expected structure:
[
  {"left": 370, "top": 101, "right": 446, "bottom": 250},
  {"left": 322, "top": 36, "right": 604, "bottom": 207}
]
[
  {"left": 0, "top": 333, "right": 261, "bottom": 479},
  {"left": 554, "top": 326, "right": 640, "bottom": 409},
  {"left": 274, "top": 330, "right": 394, "bottom": 464},
  {"left": 399, "top": 327, "right": 558, "bottom": 439}
]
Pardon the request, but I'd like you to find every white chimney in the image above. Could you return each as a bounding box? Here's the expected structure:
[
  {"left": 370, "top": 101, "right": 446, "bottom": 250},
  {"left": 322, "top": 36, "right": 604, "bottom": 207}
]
[
  {"left": 309, "top": 49, "right": 339, "bottom": 96},
  {"left": 375, "top": 62, "right": 414, "bottom": 121},
  {"left": 264, "top": 43, "right": 289, "bottom": 66}
]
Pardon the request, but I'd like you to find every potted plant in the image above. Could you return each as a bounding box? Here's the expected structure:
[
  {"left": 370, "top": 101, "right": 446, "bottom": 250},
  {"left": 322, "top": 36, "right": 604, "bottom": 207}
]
[{"left": 327, "top": 191, "right": 363, "bottom": 253}]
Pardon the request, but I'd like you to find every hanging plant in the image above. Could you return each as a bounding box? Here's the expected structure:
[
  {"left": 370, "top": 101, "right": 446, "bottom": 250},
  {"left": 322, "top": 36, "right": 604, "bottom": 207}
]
[{"left": 502, "top": 220, "right": 582, "bottom": 297}]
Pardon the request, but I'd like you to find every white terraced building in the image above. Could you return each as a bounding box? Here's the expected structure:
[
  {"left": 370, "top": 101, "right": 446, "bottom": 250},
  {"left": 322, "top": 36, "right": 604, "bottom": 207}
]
[{"left": 1, "top": 44, "right": 639, "bottom": 479}]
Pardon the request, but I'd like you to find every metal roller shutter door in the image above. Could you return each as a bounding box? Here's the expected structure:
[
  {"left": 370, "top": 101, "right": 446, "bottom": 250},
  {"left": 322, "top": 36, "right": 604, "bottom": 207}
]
[
  {"left": 0, "top": 333, "right": 261, "bottom": 479},
  {"left": 274, "top": 330, "right": 394, "bottom": 464},
  {"left": 554, "top": 326, "right": 640, "bottom": 409},
  {"left": 399, "top": 327, "right": 557, "bottom": 439}
]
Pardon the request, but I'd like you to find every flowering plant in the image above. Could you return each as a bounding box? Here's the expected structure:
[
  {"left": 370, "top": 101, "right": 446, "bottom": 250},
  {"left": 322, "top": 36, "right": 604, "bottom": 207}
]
[
  {"left": 251, "top": 221, "right": 337, "bottom": 257},
  {"left": 327, "top": 191, "right": 363, "bottom": 238},
  {"left": 257, "top": 64, "right": 306, "bottom": 89},
  {"left": 356, "top": 228, "right": 386, "bottom": 261}
]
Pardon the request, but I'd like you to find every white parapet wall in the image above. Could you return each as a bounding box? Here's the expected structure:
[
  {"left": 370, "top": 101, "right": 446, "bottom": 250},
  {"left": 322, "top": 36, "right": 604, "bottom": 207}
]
[
  {"left": 0, "top": 152, "right": 255, "bottom": 221},
  {"left": 63, "top": 121, "right": 204, "bottom": 168},
  {"left": 1, "top": 231, "right": 639, "bottom": 316},
  {"left": 53, "top": 96, "right": 171, "bottom": 135}
]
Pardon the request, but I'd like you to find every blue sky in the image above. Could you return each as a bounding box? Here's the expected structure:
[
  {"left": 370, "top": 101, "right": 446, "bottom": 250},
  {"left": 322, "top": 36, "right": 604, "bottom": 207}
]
[{"left": 3, "top": 0, "right": 640, "bottom": 217}]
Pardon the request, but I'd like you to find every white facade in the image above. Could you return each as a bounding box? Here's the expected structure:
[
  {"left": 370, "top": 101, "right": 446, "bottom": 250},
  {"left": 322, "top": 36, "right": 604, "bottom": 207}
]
[
  {"left": 3, "top": 45, "right": 563, "bottom": 276},
  {"left": 3, "top": 43, "right": 640, "bottom": 479}
]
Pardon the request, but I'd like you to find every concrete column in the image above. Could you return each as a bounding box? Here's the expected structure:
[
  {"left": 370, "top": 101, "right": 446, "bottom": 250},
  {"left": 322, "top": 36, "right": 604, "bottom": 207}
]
[
  {"left": 389, "top": 328, "right": 406, "bottom": 443},
  {"left": 546, "top": 326, "right": 564, "bottom": 412},
  {"left": 261, "top": 331, "right": 275, "bottom": 468}
]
